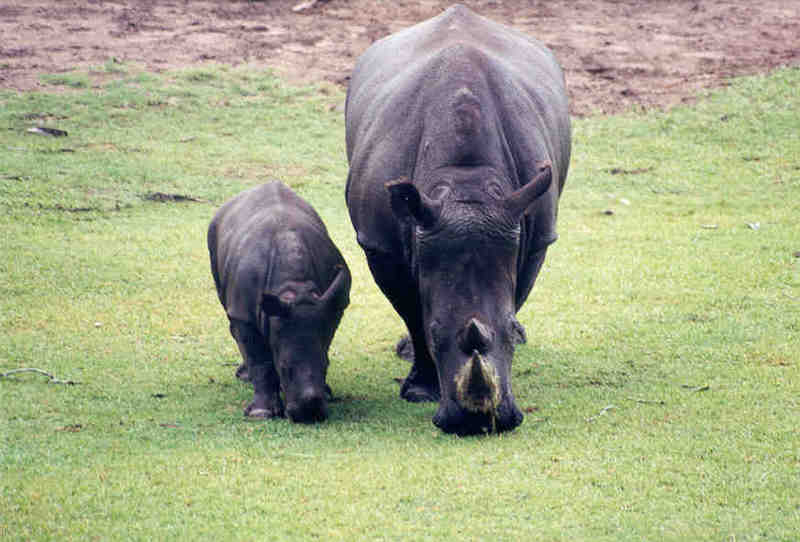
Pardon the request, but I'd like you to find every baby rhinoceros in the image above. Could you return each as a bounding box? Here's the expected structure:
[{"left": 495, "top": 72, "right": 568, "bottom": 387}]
[{"left": 208, "top": 181, "right": 351, "bottom": 423}]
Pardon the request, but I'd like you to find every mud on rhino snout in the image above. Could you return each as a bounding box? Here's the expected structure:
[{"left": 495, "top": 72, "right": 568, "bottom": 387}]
[{"left": 433, "top": 351, "right": 523, "bottom": 435}]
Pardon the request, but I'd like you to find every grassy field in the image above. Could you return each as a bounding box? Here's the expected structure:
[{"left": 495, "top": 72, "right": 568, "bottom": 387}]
[{"left": 1, "top": 64, "right": 798, "bottom": 541}]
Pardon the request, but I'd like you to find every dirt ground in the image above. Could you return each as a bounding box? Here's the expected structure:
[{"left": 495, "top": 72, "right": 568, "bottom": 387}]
[{"left": 1, "top": 0, "right": 798, "bottom": 116}]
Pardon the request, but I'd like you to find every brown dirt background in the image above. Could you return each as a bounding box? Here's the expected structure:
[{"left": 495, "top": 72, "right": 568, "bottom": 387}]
[{"left": 1, "top": 0, "right": 798, "bottom": 116}]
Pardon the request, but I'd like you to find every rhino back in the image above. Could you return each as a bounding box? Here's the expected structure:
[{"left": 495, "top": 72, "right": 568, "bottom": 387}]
[
  {"left": 208, "top": 181, "right": 344, "bottom": 323},
  {"left": 345, "top": 4, "right": 570, "bottom": 254}
]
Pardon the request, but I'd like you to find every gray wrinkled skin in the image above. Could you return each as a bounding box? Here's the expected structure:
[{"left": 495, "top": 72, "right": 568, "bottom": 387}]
[
  {"left": 208, "top": 181, "right": 350, "bottom": 424},
  {"left": 345, "top": 5, "right": 571, "bottom": 435}
]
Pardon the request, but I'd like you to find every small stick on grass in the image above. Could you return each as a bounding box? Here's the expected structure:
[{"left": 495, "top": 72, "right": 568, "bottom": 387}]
[
  {"left": 586, "top": 404, "right": 615, "bottom": 422},
  {"left": 626, "top": 396, "right": 666, "bottom": 405},
  {"left": 681, "top": 384, "right": 710, "bottom": 392},
  {"left": 0, "top": 368, "right": 79, "bottom": 385}
]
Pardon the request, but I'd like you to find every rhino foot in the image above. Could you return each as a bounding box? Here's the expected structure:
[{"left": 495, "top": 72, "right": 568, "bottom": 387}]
[
  {"left": 401, "top": 383, "right": 439, "bottom": 403},
  {"left": 395, "top": 336, "right": 439, "bottom": 401},
  {"left": 400, "top": 367, "right": 440, "bottom": 403},
  {"left": 244, "top": 399, "right": 284, "bottom": 419}
]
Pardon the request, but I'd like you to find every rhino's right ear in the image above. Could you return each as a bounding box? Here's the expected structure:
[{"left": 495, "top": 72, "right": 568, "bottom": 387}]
[
  {"left": 386, "top": 178, "right": 440, "bottom": 229},
  {"left": 510, "top": 316, "right": 527, "bottom": 345},
  {"left": 319, "top": 264, "right": 351, "bottom": 311},
  {"left": 504, "top": 161, "right": 553, "bottom": 220},
  {"left": 261, "top": 292, "right": 292, "bottom": 318}
]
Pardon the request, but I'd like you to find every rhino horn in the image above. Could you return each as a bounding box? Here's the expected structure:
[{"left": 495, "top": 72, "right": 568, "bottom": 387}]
[
  {"left": 504, "top": 161, "right": 552, "bottom": 219},
  {"left": 459, "top": 317, "right": 494, "bottom": 355},
  {"left": 386, "top": 178, "right": 441, "bottom": 228},
  {"left": 456, "top": 351, "right": 501, "bottom": 414}
]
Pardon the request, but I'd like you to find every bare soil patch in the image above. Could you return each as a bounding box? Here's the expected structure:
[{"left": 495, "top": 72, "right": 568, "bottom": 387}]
[{"left": 1, "top": 0, "right": 798, "bottom": 115}]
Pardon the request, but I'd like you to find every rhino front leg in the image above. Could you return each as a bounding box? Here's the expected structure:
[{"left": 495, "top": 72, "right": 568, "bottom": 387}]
[
  {"left": 399, "top": 322, "right": 440, "bottom": 403},
  {"left": 229, "top": 319, "right": 284, "bottom": 418},
  {"left": 364, "top": 249, "right": 440, "bottom": 402}
]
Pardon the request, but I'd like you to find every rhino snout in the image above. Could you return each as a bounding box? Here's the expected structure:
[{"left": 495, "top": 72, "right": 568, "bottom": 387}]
[
  {"left": 285, "top": 385, "right": 329, "bottom": 424},
  {"left": 433, "top": 395, "right": 522, "bottom": 435},
  {"left": 434, "top": 352, "right": 522, "bottom": 435}
]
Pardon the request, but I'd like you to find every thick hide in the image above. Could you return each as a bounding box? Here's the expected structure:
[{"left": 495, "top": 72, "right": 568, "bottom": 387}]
[{"left": 345, "top": 5, "right": 571, "bottom": 434}]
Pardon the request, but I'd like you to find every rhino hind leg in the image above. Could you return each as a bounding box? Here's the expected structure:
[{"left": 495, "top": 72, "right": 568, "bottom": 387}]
[{"left": 230, "top": 319, "right": 284, "bottom": 418}]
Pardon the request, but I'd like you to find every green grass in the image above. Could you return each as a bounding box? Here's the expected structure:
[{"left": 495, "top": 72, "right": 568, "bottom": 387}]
[{"left": 1, "top": 65, "right": 798, "bottom": 541}]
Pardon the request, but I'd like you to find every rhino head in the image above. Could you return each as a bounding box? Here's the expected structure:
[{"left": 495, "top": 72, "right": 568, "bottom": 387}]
[
  {"left": 260, "top": 266, "right": 350, "bottom": 423},
  {"left": 387, "top": 162, "right": 552, "bottom": 435}
]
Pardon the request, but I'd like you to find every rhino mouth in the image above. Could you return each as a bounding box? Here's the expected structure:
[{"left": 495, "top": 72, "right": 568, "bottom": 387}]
[
  {"left": 432, "top": 397, "right": 523, "bottom": 436},
  {"left": 286, "top": 395, "right": 328, "bottom": 424},
  {"left": 284, "top": 385, "right": 329, "bottom": 423},
  {"left": 434, "top": 351, "right": 522, "bottom": 435}
]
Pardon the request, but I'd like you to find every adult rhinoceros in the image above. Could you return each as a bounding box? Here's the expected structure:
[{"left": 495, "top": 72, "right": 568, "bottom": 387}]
[{"left": 344, "top": 5, "right": 571, "bottom": 434}]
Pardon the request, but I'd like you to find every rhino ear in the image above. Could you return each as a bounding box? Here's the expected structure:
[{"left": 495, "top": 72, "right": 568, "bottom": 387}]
[
  {"left": 319, "top": 264, "right": 351, "bottom": 311},
  {"left": 510, "top": 316, "right": 527, "bottom": 345},
  {"left": 504, "top": 161, "right": 552, "bottom": 219},
  {"left": 261, "top": 292, "right": 292, "bottom": 317},
  {"left": 386, "top": 178, "right": 440, "bottom": 228}
]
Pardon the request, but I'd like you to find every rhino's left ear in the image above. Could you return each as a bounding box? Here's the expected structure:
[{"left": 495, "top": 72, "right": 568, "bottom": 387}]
[
  {"left": 504, "top": 161, "right": 552, "bottom": 220},
  {"left": 261, "top": 292, "right": 292, "bottom": 318},
  {"left": 386, "top": 178, "right": 441, "bottom": 229}
]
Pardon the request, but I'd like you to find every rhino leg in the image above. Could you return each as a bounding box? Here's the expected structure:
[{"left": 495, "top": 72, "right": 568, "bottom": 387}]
[
  {"left": 230, "top": 320, "right": 284, "bottom": 418},
  {"left": 230, "top": 322, "right": 253, "bottom": 382},
  {"left": 394, "top": 326, "right": 439, "bottom": 402},
  {"left": 402, "top": 360, "right": 440, "bottom": 402},
  {"left": 365, "top": 250, "right": 440, "bottom": 402}
]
